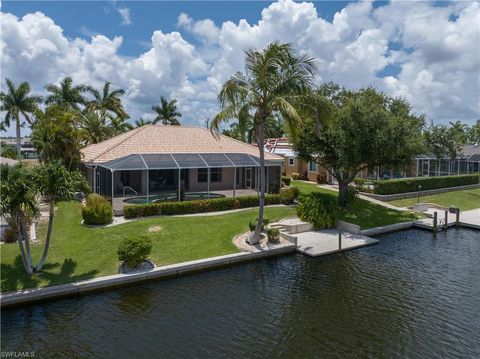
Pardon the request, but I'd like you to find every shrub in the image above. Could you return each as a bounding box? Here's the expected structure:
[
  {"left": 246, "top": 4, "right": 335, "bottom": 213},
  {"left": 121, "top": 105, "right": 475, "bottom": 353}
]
[
  {"left": 249, "top": 217, "right": 270, "bottom": 232},
  {"left": 124, "top": 194, "right": 282, "bottom": 218},
  {"left": 279, "top": 187, "right": 299, "bottom": 204},
  {"left": 371, "top": 174, "right": 480, "bottom": 195},
  {"left": 267, "top": 227, "right": 280, "bottom": 242},
  {"left": 117, "top": 235, "right": 153, "bottom": 268},
  {"left": 291, "top": 173, "right": 300, "bottom": 180},
  {"left": 82, "top": 194, "right": 113, "bottom": 225},
  {"left": 296, "top": 192, "right": 338, "bottom": 229},
  {"left": 353, "top": 178, "right": 371, "bottom": 192},
  {"left": 281, "top": 176, "right": 291, "bottom": 186}
]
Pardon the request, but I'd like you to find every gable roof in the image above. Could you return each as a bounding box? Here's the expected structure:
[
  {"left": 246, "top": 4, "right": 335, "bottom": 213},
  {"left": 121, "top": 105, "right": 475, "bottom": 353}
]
[{"left": 81, "top": 125, "right": 283, "bottom": 163}]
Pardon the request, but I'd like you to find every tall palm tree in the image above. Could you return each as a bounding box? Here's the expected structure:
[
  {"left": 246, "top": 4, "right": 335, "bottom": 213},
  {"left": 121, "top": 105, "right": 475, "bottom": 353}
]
[
  {"left": 110, "top": 115, "right": 133, "bottom": 135},
  {"left": 152, "top": 96, "right": 182, "bottom": 125},
  {"left": 211, "top": 42, "right": 316, "bottom": 244},
  {"left": 79, "top": 110, "right": 112, "bottom": 145},
  {"left": 0, "top": 79, "right": 42, "bottom": 159},
  {"left": 45, "top": 77, "right": 86, "bottom": 111},
  {"left": 85, "top": 81, "right": 129, "bottom": 119},
  {"left": 135, "top": 117, "right": 152, "bottom": 127}
]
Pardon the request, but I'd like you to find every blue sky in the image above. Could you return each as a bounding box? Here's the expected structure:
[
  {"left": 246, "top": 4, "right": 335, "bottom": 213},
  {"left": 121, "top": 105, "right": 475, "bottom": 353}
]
[{"left": 1, "top": 0, "right": 479, "bottom": 137}]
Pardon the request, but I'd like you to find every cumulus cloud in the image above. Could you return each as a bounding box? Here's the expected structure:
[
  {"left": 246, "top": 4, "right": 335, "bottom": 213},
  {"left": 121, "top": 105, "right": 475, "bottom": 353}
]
[{"left": 0, "top": 0, "right": 479, "bottom": 137}]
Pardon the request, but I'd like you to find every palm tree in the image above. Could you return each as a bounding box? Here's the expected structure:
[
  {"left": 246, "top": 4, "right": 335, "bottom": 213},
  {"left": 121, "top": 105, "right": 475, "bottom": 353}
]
[
  {"left": 109, "top": 115, "right": 133, "bottom": 135},
  {"left": 152, "top": 96, "right": 182, "bottom": 125},
  {"left": 0, "top": 79, "right": 42, "bottom": 159},
  {"left": 85, "top": 81, "right": 129, "bottom": 119},
  {"left": 135, "top": 117, "right": 152, "bottom": 127},
  {"left": 211, "top": 42, "right": 316, "bottom": 244},
  {"left": 79, "top": 110, "right": 112, "bottom": 144},
  {"left": 0, "top": 162, "right": 77, "bottom": 274},
  {"left": 45, "top": 77, "right": 86, "bottom": 111}
]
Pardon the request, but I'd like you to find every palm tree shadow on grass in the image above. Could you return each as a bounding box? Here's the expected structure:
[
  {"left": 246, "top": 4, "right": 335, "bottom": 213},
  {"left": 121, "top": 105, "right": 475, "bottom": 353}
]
[{"left": 1, "top": 255, "right": 98, "bottom": 293}]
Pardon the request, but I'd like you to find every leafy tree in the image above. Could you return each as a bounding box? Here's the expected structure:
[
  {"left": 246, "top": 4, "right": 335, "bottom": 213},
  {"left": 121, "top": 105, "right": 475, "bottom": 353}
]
[
  {"left": 45, "top": 77, "right": 86, "bottom": 111},
  {"left": 211, "top": 42, "right": 315, "bottom": 244},
  {"left": 0, "top": 162, "right": 79, "bottom": 274},
  {"left": 134, "top": 117, "right": 152, "bottom": 127},
  {"left": 85, "top": 81, "right": 128, "bottom": 119},
  {"left": 31, "top": 106, "right": 83, "bottom": 170},
  {"left": 152, "top": 96, "right": 182, "bottom": 125},
  {"left": 0, "top": 79, "right": 42, "bottom": 159},
  {"left": 295, "top": 86, "right": 425, "bottom": 208},
  {"left": 449, "top": 120, "right": 469, "bottom": 146},
  {"left": 424, "top": 123, "right": 461, "bottom": 161}
]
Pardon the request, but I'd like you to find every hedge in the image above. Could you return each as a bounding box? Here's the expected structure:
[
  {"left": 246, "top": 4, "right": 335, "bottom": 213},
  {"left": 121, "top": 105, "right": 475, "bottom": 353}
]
[
  {"left": 123, "top": 194, "right": 282, "bottom": 218},
  {"left": 371, "top": 174, "right": 480, "bottom": 195}
]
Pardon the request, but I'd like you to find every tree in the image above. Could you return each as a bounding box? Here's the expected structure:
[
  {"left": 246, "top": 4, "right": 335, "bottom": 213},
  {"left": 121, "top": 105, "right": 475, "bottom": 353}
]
[
  {"left": 109, "top": 115, "right": 133, "bottom": 135},
  {"left": 294, "top": 86, "right": 425, "bottom": 208},
  {"left": 0, "top": 79, "right": 42, "bottom": 159},
  {"left": 85, "top": 81, "right": 129, "bottom": 119},
  {"left": 45, "top": 77, "right": 86, "bottom": 111},
  {"left": 211, "top": 42, "right": 316, "bottom": 244},
  {"left": 424, "top": 123, "right": 461, "bottom": 160},
  {"left": 467, "top": 120, "right": 480, "bottom": 143},
  {"left": 135, "top": 117, "right": 152, "bottom": 127},
  {"left": 31, "top": 106, "right": 83, "bottom": 170},
  {"left": 449, "top": 120, "right": 468, "bottom": 146},
  {"left": 152, "top": 96, "right": 182, "bottom": 125},
  {"left": 0, "top": 162, "right": 78, "bottom": 274},
  {"left": 79, "top": 110, "right": 113, "bottom": 144}
]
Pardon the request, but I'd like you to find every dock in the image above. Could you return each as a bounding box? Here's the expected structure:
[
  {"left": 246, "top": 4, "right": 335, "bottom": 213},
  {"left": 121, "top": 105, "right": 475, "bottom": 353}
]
[
  {"left": 414, "top": 208, "right": 480, "bottom": 231},
  {"left": 271, "top": 218, "right": 379, "bottom": 258}
]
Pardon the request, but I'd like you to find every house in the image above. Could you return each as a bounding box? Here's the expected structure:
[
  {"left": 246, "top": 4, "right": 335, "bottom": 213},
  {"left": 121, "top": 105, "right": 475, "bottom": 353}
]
[
  {"left": 264, "top": 137, "right": 331, "bottom": 183},
  {"left": 80, "top": 125, "right": 283, "bottom": 210},
  {"left": 1, "top": 138, "right": 38, "bottom": 159}
]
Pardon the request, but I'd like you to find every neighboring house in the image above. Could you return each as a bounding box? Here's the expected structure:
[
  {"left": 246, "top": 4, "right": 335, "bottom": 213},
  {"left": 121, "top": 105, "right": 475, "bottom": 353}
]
[
  {"left": 1, "top": 138, "right": 38, "bottom": 159},
  {"left": 80, "top": 125, "right": 283, "bottom": 206},
  {"left": 0, "top": 156, "right": 19, "bottom": 166},
  {"left": 264, "top": 138, "right": 331, "bottom": 183}
]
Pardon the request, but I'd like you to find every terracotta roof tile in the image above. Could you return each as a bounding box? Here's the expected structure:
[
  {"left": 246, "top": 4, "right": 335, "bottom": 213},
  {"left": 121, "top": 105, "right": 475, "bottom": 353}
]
[{"left": 81, "top": 125, "right": 283, "bottom": 163}]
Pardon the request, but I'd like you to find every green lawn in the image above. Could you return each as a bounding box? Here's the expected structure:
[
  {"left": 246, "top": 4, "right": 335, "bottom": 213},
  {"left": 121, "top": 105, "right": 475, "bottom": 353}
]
[
  {"left": 387, "top": 188, "right": 480, "bottom": 211},
  {"left": 0, "top": 202, "right": 295, "bottom": 292},
  {"left": 291, "top": 180, "right": 421, "bottom": 229},
  {"left": 1, "top": 181, "right": 421, "bottom": 293}
]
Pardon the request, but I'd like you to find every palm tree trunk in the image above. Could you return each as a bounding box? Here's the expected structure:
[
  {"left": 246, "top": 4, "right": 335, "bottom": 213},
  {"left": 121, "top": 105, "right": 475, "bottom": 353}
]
[
  {"left": 15, "top": 215, "right": 30, "bottom": 273},
  {"left": 248, "top": 120, "right": 265, "bottom": 244},
  {"left": 35, "top": 198, "right": 54, "bottom": 271},
  {"left": 15, "top": 114, "right": 21, "bottom": 160},
  {"left": 18, "top": 211, "right": 34, "bottom": 274}
]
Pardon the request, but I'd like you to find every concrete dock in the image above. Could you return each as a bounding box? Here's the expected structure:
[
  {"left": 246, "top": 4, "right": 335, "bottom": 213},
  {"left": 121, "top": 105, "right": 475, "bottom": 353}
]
[
  {"left": 414, "top": 208, "right": 480, "bottom": 231},
  {"left": 295, "top": 229, "right": 379, "bottom": 257}
]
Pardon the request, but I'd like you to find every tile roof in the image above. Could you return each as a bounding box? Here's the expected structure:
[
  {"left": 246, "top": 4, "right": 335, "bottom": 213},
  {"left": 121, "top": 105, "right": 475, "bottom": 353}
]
[{"left": 81, "top": 125, "right": 283, "bottom": 163}]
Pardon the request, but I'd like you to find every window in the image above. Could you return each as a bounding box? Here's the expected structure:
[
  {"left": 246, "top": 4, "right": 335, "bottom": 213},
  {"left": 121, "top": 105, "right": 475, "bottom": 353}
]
[
  {"left": 288, "top": 157, "right": 295, "bottom": 166},
  {"left": 309, "top": 161, "right": 317, "bottom": 172},
  {"left": 197, "top": 168, "right": 222, "bottom": 183}
]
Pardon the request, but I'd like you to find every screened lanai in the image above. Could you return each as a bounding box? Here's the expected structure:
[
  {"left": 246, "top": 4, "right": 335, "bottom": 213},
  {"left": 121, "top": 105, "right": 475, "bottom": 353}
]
[
  {"left": 414, "top": 153, "right": 480, "bottom": 177},
  {"left": 86, "top": 152, "right": 282, "bottom": 209}
]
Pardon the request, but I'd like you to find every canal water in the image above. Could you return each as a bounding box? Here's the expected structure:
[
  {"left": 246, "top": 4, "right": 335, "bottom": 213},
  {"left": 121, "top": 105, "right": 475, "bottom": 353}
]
[{"left": 2, "top": 228, "right": 479, "bottom": 358}]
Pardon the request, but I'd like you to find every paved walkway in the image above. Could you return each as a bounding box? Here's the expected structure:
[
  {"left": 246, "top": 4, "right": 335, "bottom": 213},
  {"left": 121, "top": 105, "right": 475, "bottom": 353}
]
[{"left": 295, "top": 228, "right": 378, "bottom": 257}]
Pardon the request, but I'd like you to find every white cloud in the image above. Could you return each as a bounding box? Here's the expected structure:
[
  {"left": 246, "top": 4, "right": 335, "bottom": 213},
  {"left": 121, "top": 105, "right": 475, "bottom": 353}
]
[
  {"left": 0, "top": 0, "right": 479, "bottom": 137},
  {"left": 117, "top": 7, "right": 132, "bottom": 26}
]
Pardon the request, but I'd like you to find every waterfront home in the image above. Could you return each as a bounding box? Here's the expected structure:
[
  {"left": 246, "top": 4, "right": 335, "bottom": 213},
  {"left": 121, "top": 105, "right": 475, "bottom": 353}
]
[{"left": 81, "top": 125, "right": 283, "bottom": 210}]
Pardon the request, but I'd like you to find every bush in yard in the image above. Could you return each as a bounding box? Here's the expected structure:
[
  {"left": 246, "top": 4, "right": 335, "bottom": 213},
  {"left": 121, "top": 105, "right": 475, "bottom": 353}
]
[
  {"left": 291, "top": 173, "right": 300, "bottom": 180},
  {"left": 281, "top": 176, "right": 291, "bottom": 186},
  {"left": 117, "top": 235, "right": 153, "bottom": 268},
  {"left": 279, "top": 187, "right": 299, "bottom": 204},
  {"left": 123, "top": 194, "right": 282, "bottom": 218},
  {"left": 296, "top": 192, "right": 338, "bottom": 229},
  {"left": 82, "top": 194, "right": 112, "bottom": 225},
  {"left": 267, "top": 227, "right": 280, "bottom": 242},
  {"left": 249, "top": 217, "right": 270, "bottom": 232},
  {"left": 353, "top": 178, "right": 371, "bottom": 192},
  {"left": 371, "top": 174, "right": 480, "bottom": 195}
]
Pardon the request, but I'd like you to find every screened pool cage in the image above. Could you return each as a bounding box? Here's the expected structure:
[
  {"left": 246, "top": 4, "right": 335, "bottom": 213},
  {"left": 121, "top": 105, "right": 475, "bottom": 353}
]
[
  {"left": 414, "top": 154, "right": 480, "bottom": 177},
  {"left": 83, "top": 153, "right": 282, "bottom": 204}
]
